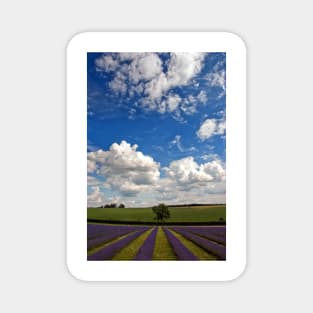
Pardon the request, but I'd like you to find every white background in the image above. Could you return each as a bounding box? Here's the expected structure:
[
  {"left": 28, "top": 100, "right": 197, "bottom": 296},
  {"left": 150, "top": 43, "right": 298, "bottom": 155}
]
[
  {"left": 0, "top": 1, "right": 312, "bottom": 312},
  {"left": 67, "top": 32, "right": 246, "bottom": 281}
]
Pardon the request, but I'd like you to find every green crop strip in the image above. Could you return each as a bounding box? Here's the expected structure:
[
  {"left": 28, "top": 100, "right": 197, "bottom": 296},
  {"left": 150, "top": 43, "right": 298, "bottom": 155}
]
[
  {"left": 87, "top": 205, "right": 226, "bottom": 224},
  {"left": 169, "top": 229, "right": 217, "bottom": 260},
  {"left": 152, "top": 227, "right": 176, "bottom": 260},
  {"left": 87, "top": 231, "right": 137, "bottom": 257},
  {"left": 112, "top": 228, "right": 154, "bottom": 260}
]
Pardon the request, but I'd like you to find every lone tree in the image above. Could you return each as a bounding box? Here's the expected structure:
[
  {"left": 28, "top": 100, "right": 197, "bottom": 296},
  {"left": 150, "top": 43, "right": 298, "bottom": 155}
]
[{"left": 152, "top": 203, "right": 171, "bottom": 224}]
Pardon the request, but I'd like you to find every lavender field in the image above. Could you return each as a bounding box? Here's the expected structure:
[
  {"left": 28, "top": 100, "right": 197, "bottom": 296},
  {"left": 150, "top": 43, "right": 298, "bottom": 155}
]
[{"left": 87, "top": 223, "right": 226, "bottom": 261}]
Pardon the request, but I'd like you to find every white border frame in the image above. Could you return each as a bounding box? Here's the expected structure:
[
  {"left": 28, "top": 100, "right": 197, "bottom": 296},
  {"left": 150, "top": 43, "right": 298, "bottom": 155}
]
[{"left": 67, "top": 32, "right": 246, "bottom": 281}]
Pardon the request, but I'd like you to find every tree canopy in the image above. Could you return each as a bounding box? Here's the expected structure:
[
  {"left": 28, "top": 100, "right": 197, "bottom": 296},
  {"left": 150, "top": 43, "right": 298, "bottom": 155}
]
[{"left": 152, "top": 203, "right": 171, "bottom": 223}]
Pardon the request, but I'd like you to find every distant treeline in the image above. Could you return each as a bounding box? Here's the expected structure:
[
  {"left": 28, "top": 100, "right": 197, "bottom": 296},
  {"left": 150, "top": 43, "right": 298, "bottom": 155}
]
[
  {"left": 92, "top": 203, "right": 125, "bottom": 208},
  {"left": 88, "top": 203, "right": 225, "bottom": 209},
  {"left": 167, "top": 203, "right": 226, "bottom": 207},
  {"left": 87, "top": 219, "right": 226, "bottom": 226}
]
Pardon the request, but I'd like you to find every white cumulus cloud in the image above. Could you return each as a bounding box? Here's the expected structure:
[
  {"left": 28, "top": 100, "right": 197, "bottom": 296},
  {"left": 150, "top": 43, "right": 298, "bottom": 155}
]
[
  {"left": 95, "top": 54, "right": 119, "bottom": 72},
  {"left": 94, "top": 53, "right": 208, "bottom": 119},
  {"left": 87, "top": 140, "right": 226, "bottom": 205},
  {"left": 164, "top": 156, "right": 225, "bottom": 189},
  {"left": 159, "top": 94, "right": 181, "bottom": 113},
  {"left": 128, "top": 53, "right": 163, "bottom": 83},
  {"left": 167, "top": 53, "right": 205, "bottom": 86},
  {"left": 87, "top": 141, "right": 160, "bottom": 196},
  {"left": 143, "top": 53, "right": 206, "bottom": 105},
  {"left": 88, "top": 186, "right": 105, "bottom": 207},
  {"left": 206, "top": 68, "right": 226, "bottom": 99},
  {"left": 108, "top": 71, "right": 127, "bottom": 95},
  {"left": 196, "top": 118, "right": 226, "bottom": 141}
]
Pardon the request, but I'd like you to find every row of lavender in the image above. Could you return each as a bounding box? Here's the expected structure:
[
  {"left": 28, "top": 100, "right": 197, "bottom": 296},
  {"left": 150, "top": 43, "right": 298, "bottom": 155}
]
[
  {"left": 169, "top": 226, "right": 226, "bottom": 260},
  {"left": 170, "top": 225, "right": 226, "bottom": 244},
  {"left": 163, "top": 227, "right": 198, "bottom": 260},
  {"left": 88, "top": 228, "right": 149, "bottom": 260},
  {"left": 87, "top": 224, "right": 150, "bottom": 251},
  {"left": 135, "top": 227, "right": 158, "bottom": 260},
  {"left": 87, "top": 223, "right": 148, "bottom": 239}
]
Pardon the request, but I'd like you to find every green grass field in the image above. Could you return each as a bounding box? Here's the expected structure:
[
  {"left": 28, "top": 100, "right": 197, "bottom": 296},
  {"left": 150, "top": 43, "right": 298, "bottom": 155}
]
[{"left": 87, "top": 205, "right": 226, "bottom": 224}]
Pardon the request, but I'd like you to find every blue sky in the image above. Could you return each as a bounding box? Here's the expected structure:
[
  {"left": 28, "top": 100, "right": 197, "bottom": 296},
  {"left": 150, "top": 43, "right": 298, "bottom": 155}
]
[{"left": 87, "top": 52, "right": 226, "bottom": 207}]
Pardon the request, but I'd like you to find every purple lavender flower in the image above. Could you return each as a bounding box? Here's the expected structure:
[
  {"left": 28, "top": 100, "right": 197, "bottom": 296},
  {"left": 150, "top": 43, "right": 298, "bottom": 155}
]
[
  {"left": 163, "top": 227, "right": 198, "bottom": 261},
  {"left": 88, "top": 228, "right": 148, "bottom": 260},
  {"left": 173, "top": 226, "right": 226, "bottom": 245},
  {"left": 134, "top": 227, "right": 158, "bottom": 260},
  {"left": 171, "top": 227, "right": 226, "bottom": 260},
  {"left": 88, "top": 228, "right": 135, "bottom": 250},
  {"left": 87, "top": 224, "right": 147, "bottom": 240},
  {"left": 87, "top": 224, "right": 149, "bottom": 250}
]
